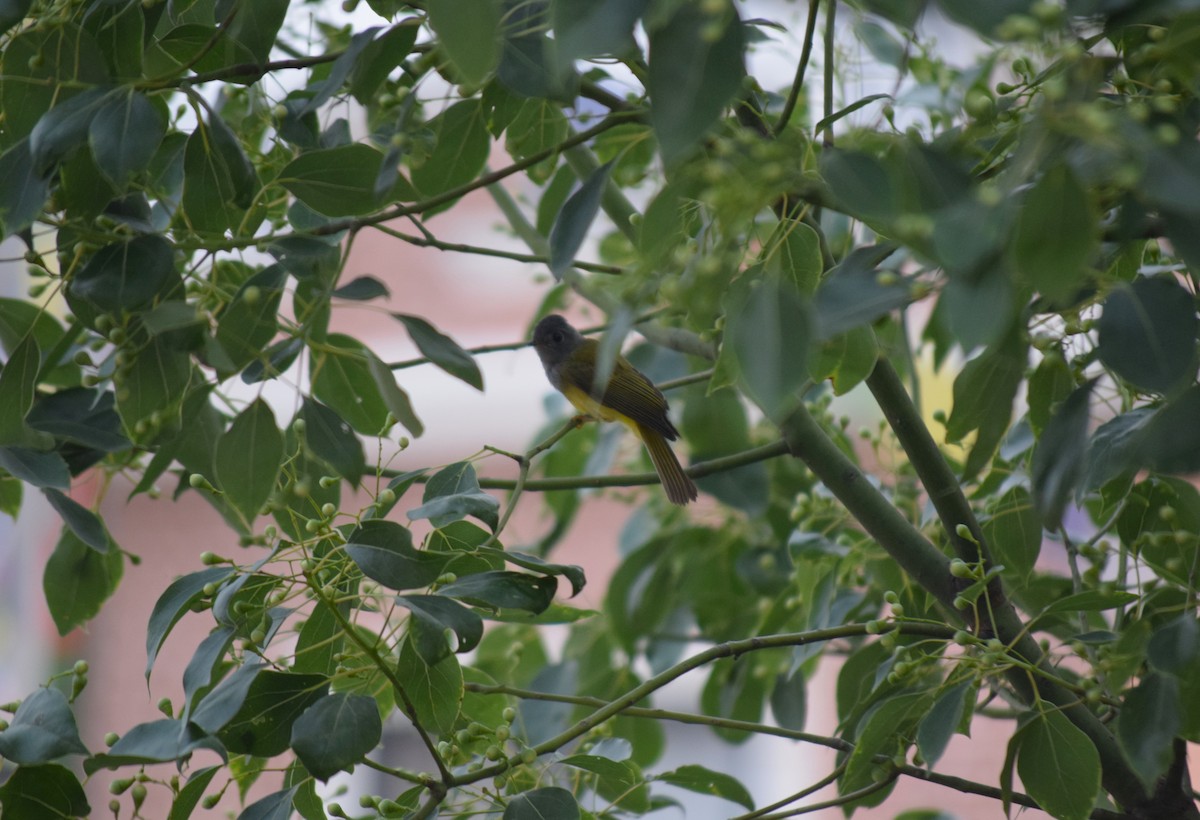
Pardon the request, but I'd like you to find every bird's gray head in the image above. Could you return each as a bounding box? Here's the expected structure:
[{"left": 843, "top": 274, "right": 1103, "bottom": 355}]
[{"left": 531, "top": 314, "right": 583, "bottom": 369}]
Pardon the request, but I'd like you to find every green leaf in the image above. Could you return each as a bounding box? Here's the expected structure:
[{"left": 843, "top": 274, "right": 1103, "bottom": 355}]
[
  {"left": 813, "top": 245, "right": 908, "bottom": 339},
  {"left": 842, "top": 692, "right": 929, "bottom": 795},
  {"left": 85, "top": 718, "right": 225, "bottom": 773},
  {"left": 300, "top": 398, "right": 365, "bottom": 486},
  {"left": 223, "top": 0, "right": 288, "bottom": 63},
  {"left": 237, "top": 788, "right": 297, "bottom": 820},
  {"left": 769, "top": 668, "right": 807, "bottom": 732},
  {"left": 1027, "top": 352, "right": 1074, "bottom": 436},
  {"left": 392, "top": 313, "right": 483, "bottom": 390},
  {"left": 656, "top": 764, "right": 754, "bottom": 810},
  {"left": 0, "top": 0, "right": 33, "bottom": 34},
  {"left": 819, "top": 149, "right": 897, "bottom": 222},
  {"left": 293, "top": 598, "right": 344, "bottom": 677},
  {"left": 344, "top": 519, "right": 448, "bottom": 591},
  {"left": 396, "top": 594, "right": 483, "bottom": 664},
  {"left": 438, "top": 571, "right": 557, "bottom": 614},
  {"left": 1135, "top": 385, "right": 1200, "bottom": 475},
  {"left": 190, "top": 661, "right": 267, "bottom": 733},
  {"left": 215, "top": 265, "right": 286, "bottom": 376},
  {"left": 366, "top": 352, "right": 424, "bottom": 437},
  {"left": 280, "top": 144, "right": 406, "bottom": 216},
  {"left": 0, "top": 446, "right": 70, "bottom": 489},
  {"left": 332, "top": 275, "right": 389, "bottom": 301},
  {"left": 762, "top": 218, "right": 823, "bottom": 295},
  {"left": 0, "top": 139, "right": 50, "bottom": 240},
  {"left": 1096, "top": 276, "right": 1199, "bottom": 394},
  {"left": 700, "top": 657, "right": 767, "bottom": 743},
  {"left": 682, "top": 384, "right": 766, "bottom": 513},
  {"left": 1031, "top": 380, "right": 1093, "bottom": 530},
  {"left": 43, "top": 488, "right": 109, "bottom": 552},
  {"left": 1014, "top": 164, "right": 1096, "bottom": 302},
  {"left": 411, "top": 99, "right": 490, "bottom": 197},
  {"left": 939, "top": 270, "right": 1015, "bottom": 353},
  {"left": 408, "top": 461, "right": 499, "bottom": 530},
  {"left": 0, "top": 475, "right": 21, "bottom": 518},
  {"left": 167, "top": 766, "right": 220, "bottom": 820},
  {"left": 0, "top": 335, "right": 48, "bottom": 448},
  {"left": 982, "top": 486, "right": 1040, "bottom": 581},
  {"left": 181, "top": 118, "right": 247, "bottom": 236},
  {"left": 67, "top": 234, "right": 181, "bottom": 316},
  {"left": 145, "top": 566, "right": 234, "bottom": 680},
  {"left": 1041, "top": 589, "right": 1138, "bottom": 616},
  {"left": 1016, "top": 707, "right": 1101, "bottom": 820},
  {"left": 395, "top": 636, "right": 464, "bottom": 736},
  {"left": 43, "top": 528, "right": 123, "bottom": 635},
  {"left": 503, "top": 787, "right": 580, "bottom": 820},
  {"left": 311, "top": 334, "right": 394, "bottom": 435},
  {"left": 28, "top": 388, "right": 129, "bottom": 456},
  {"left": 215, "top": 399, "right": 283, "bottom": 523},
  {"left": 0, "top": 687, "right": 89, "bottom": 764},
  {"left": 217, "top": 671, "right": 329, "bottom": 757},
  {"left": 88, "top": 89, "right": 165, "bottom": 187},
  {"left": 728, "top": 273, "right": 812, "bottom": 421},
  {"left": 553, "top": 0, "right": 645, "bottom": 67},
  {"left": 350, "top": 22, "right": 421, "bottom": 103},
  {"left": 427, "top": 0, "right": 501, "bottom": 85},
  {"left": 560, "top": 754, "right": 649, "bottom": 811},
  {"left": 916, "top": 681, "right": 972, "bottom": 767},
  {"left": 481, "top": 548, "right": 586, "bottom": 597},
  {"left": 1147, "top": 615, "right": 1200, "bottom": 678},
  {"left": 1082, "top": 408, "right": 1151, "bottom": 493},
  {"left": 0, "top": 764, "right": 90, "bottom": 820},
  {"left": 945, "top": 329, "right": 1026, "bottom": 478},
  {"left": 1117, "top": 672, "right": 1181, "bottom": 788},
  {"left": 291, "top": 693, "right": 383, "bottom": 781},
  {"left": 647, "top": 3, "right": 745, "bottom": 164},
  {"left": 548, "top": 161, "right": 611, "bottom": 280},
  {"left": 29, "top": 86, "right": 112, "bottom": 174}
]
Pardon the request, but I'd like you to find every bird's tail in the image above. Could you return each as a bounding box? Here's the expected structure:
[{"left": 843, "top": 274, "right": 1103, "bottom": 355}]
[{"left": 637, "top": 424, "right": 698, "bottom": 506}]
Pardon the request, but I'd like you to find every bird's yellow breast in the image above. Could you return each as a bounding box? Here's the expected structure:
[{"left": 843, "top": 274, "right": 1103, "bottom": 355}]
[{"left": 560, "top": 384, "right": 643, "bottom": 438}]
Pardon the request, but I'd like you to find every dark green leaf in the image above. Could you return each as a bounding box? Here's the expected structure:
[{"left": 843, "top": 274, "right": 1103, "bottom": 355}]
[
  {"left": 88, "top": 89, "right": 165, "bottom": 187},
  {"left": 291, "top": 693, "right": 383, "bottom": 781},
  {"left": 242, "top": 337, "right": 305, "bottom": 384},
  {"left": 0, "top": 446, "right": 70, "bottom": 489},
  {"left": 729, "top": 274, "right": 812, "bottom": 420},
  {"left": 408, "top": 461, "right": 499, "bottom": 530},
  {"left": 0, "top": 0, "right": 32, "bottom": 34},
  {"left": 0, "top": 764, "right": 90, "bottom": 820},
  {"left": 67, "top": 234, "right": 180, "bottom": 315},
  {"left": 0, "top": 139, "right": 50, "bottom": 240},
  {"left": 301, "top": 398, "right": 365, "bottom": 486},
  {"left": 280, "top": 144, "right": 405, "bottom": 216},
  {"left": 296, "top": 28, "right": 380, "bottom": 117},
  {"left": 1014, "top": 164, "right": 1096, "bottom": 302},
  {"left": 215, "top": 265, "right": 286, "bottom": 376},
  {"left": 0, "top": 335, "right": 47, "bottom": 448},
  {"left": 819, "top": 149, "right": 896, "bottom": 222},
  {"left": 85, "top": 719, "right": 225, "bottom": 773},
  {"left": 29, "top": 86, "right": 111, "bottom": 174},
  {"left": 0, "top": 687, "right": 89, "bottom": 764},
  {"left": 982, "top": 486, "right": 1040, "bottom": 580},
  {"left": 553, "top": 0, "right": 645, "bottom": 67},
  {"left": 181, "top": 118, "right": 247, "bottom": 235},
  {"left": 43, "top": 488, "right": 109, "bottom": 552},
  {"left": 293, "top": 598, "right": 343, "bottom": 677},
  {"left": 190, "top": 661, "right": 266, "bottom": 734},
  {"left": 311, "top": 334, "right": 394, "bottom": 435},
  {"left": 392, "top": 313, "right": 483, "bottom": 390},
  {"left": 656, "top": 764, "right": 754, "bottom": 810},
  {"left": 218, "top": 671, "right": 329, "bottom": 757},
  {"left": 487, "top": 548, "right": 586, "bottom": 597},
  {"left": 1016, "top": 706, "right": 1100, "bottom": 820},
  {"left": 395, "top": 636, "right": 463, "bottom": 735},
  {"left": 28, "top": 388, "right": 129, "bottom": 456},
  {"left": 503, "top": 787, "right": 580, "bottom": 820},
  {"left": 1096, "top": 276, "right": 1198, "bottom": 394},
  {"left": 647, "top": 3, "right": 745, "bottom": 165},
  {"left": 1031, "top": 380, "right": 1093, "bottom": 529},
  {"left": 396, "top": 594, "right": 483, "bottom": 663},
  {"left": 548, "top": 161, "right": 611, "bottom": 280},
  {"left": 43, "top": 528, "right": 123, "bottom": 635},
  {"left": 1042, "top": 589, "right": 1138, "bottom": 616},
  {"left": 145, "top": 567, "right": 234, "bottom": 680},
  {"left": 1147, "top": 616, "right": 1200, "bottom": 678},
  {"left": 223, "top": 0, "right": 288, "bottom": 63},
  {"left": 167, "top": 766, "right": 220, "bottom": 820},
  {"left": 813, "top": 247, "right": 909, "bottom": 340},
  {"left": 344, "top": 519, "right": 448, "bottom": 591},
  {"left": 236, "top": 789, "right": 297, "bottom": 820},
  {"left": 842, "top": 692, "right": 929, "bottom": 795},
  {"left": 916, "top": 681, "right": 972, "bottom": 767},
  {"left": 411, "top": 99, "right": 489, "bottom": 197},
  {"left": 428, "top": 0, "right": 501, "bottom": 85},
  {"left": 945, "top": 330, "right": 1026, "bottom": 478},
  {"left": 769, "top": 668, "right": 807, "bottom": 732},
  {"left": 1136, "top": 385, "right": 1200, "bottom": 475},
  {"left": 215, "top": 398, "right": 283, "bottom": 522},
  {"left": 350, "top": 22, "right": 421, "bottom": 103},
  {"left": 438, "top": 571, "right": 557, "bottom": 613},
  {"left": 332, "top": 275, "right": 389, "bottom": 301},
  {"left": 560, "top": 754, "right": 649, "bottom": 810},
  {"left": 366, "top": 352, "right": 424, "bottom": 436}
]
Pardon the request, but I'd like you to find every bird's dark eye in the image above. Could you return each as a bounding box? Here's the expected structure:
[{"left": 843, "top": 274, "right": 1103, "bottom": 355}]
[{"left": 552, "top": 331, "right": 563, "bottom": 343}]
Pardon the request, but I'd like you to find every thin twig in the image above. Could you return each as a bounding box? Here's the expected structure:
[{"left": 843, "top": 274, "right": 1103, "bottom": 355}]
[{"left": 774, "top": 0, "right": 821, "bottom": 136}]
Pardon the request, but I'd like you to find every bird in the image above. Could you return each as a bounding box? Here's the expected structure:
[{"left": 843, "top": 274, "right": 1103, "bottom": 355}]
[{"left": 531, "top": 314, "right": 698, "bottom": 505}]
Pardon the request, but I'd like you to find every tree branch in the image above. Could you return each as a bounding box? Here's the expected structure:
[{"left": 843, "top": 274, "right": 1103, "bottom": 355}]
[{"left": 773, "top": 0, "right": 821, "bottom": 136}]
